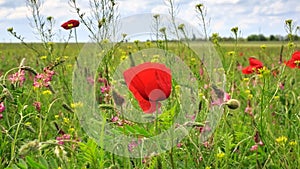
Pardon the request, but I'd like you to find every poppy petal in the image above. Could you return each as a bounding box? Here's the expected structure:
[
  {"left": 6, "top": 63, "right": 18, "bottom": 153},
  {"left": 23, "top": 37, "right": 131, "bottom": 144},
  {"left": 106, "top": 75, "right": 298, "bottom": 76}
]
[{"left": 123, "top": 62, "right": 172, "bottom": 114}]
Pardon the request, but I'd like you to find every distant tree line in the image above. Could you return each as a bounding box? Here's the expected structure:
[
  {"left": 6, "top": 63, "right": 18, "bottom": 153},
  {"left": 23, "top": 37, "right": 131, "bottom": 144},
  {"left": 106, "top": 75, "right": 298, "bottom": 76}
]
[{"left": 207, "top": 34, "right": 299, "bottom": 41}]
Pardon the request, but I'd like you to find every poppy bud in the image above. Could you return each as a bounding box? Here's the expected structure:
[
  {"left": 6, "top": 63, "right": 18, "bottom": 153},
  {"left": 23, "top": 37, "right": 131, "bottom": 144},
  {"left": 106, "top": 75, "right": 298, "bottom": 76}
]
[{"left": 225, "top": 99, "right": 240, "bottom": 110}]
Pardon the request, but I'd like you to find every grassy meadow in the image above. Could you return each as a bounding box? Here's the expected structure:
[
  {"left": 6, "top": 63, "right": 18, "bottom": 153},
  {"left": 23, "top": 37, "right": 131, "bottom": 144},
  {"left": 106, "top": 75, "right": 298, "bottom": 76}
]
[{"left": 0, "top": 39, "right": 299, "bottom": 169}]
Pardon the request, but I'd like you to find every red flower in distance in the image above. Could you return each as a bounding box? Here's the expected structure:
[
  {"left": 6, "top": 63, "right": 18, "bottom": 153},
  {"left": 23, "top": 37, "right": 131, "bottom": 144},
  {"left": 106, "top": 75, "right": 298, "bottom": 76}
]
[
  {"left": 285, "top": 51, "right": 300, "bottom": 68},
  {"left": 123, "top": 62, "right": 172, "bottom": 114},
  {"left": 61, "top": 20, "right": 80, "bottom": 30},
  {"left": 242, "top": 57, "right": 263, "bottom": 74}
]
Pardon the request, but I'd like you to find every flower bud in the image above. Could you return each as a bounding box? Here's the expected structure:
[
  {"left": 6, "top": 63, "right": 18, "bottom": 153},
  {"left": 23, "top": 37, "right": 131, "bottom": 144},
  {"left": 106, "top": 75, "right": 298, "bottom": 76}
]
[{"left": 225, "top": 99, "right": 240, "bottom": 110}]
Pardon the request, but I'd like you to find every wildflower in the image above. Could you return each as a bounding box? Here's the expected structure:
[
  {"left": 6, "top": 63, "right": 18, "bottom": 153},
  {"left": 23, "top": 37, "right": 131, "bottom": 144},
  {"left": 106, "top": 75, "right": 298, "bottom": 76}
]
[
  {"left": 260, "top": 44, "right": 267, "bottom": 50},
  {"left": 250, "top": 144, "right": 258, "bottom": 151},
  {"left": 123, "top": 62, "right": 172, "bottom": 113},
  {"left": 285, "top": 51, "right": 300, "bottom": 68},
  {"left": 86, "top": 76, "right": 95, "bottom": 85},
  {"left": 70, "top": 102, "right": 83, "bottom": 108},
  {"left": 111, "top": 116, "right": 119, "bottom": 122},
  {"left": 245, "top": 100, "right": 253, "bottom": 116},
  {"left": 68, "top": 127, "right": 75, "bottom": 133},
  {"left": 63, "top": 118, "right": 70, "bottom": 124},
  {"left": 33, "top": 68, "right": 55, "bottom": 88},
  {"left": 42, "top": 90, "right": 52, "bottom": 95},
  {"left": 216, "top": 152, "right": 225, "bottom": 159},
  {"left": 40, "top": 56, "right": 47, "bottom": 60},
  {"left": 0, "top": 114, "right": 3, "bottom": 119},
  {"left": 56, "top": 134, "right": 71, "bottom": 145},
  {"left": 289, "top": 141, "right": 297, "bottom": 146},
  {"left": 276, "top": 136, "right": 288, "bottom": 144},
  {"left": 211, "top": 85, "right": 231, "bottom": 106},
  {"left": 9, "top": 70, "right": 26, "bottom": 86},
  {"left": 100, "top": 86, "right": 110, "bottom": 93},
  {"left": 33, "top": 101, "right": 41, "bottom": 112},
  {"left": 61, "top": 20, "right": 80, "bottom": 30},
  {"left": 242, "top": 57, "right": 263, "bottom": 74},
  {"left": 0, "top": 102, "right": 5, "bottom": 113},
  {"left": 33, "top": 74, "right": 47, "bottom": 88}
]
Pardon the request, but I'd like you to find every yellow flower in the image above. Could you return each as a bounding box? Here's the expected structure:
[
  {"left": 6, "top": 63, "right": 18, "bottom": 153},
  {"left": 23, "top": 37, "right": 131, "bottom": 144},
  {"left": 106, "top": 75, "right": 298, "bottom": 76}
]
[
  {"left": 71, "top": 102, "right": 83, "bottom": 108},
  {"left": 216, "top": 152, "right": 225, "bottom": 159},
  {"left": 276, "top": 136, "right": 288, "bottom": 144},
  {"left": 245, "top": 90, "right": 251, "bottom": 94},
  {"left": 274, "top": 96, "right": 280, "bottom": 100},
  {"left": 260, "top": 44, "right": 267, "bottom": 50},
  {"left": 120, "top": 55, "right": 127, "bottom": 61},
  {"left": 205, "top": 167, "right": 211, "bottom": 169},
  {"left": 68, "top": 127, "right": 75, "bottom": 133},
  {"left": 40, "top": 56, "right": 47, "bottom": 60},
  {"left": 42, "top": 90, "right": 52, "bottom": 95},
  {"left": 63, "top": 118, "right": 70, "bottom": 124},
  {"left": 248, "top": 94, "right": 253, "bottom": 99},
  {"left": 289, "top": 141, "right": 297, "bottom": 146},
  {"left": 243, "top": 78, "right": 249, "bottom": 82},
  {"left": 55, "top": 115, "right": 59, "bottom": 119}
]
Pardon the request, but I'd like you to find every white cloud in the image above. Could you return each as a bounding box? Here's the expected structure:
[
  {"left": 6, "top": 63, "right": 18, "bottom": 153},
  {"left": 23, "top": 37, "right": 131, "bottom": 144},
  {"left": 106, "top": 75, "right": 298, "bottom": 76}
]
[{"left": 6, "top": 6, "right": 30, "bottom": 19}]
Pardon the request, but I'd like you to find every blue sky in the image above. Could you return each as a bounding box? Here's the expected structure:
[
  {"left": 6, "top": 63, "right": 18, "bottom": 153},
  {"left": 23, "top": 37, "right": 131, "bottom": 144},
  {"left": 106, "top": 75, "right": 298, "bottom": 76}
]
[{"left": 1, "top": 0, "right": 299, "bottom": 42}]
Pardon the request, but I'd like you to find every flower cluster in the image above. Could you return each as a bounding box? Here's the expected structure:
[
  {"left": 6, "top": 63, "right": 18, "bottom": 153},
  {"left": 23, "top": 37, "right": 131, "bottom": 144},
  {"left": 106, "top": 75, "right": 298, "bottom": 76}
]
[
  {"left": 9, "top": 70, "right": 26, "bottom": 86},
  {"left": 56, "top": 134, "right": 71, "bottom": 145},
  {"left": 0, "top": 102, "right": 5, "bottom": 119},
  {"left": 242, "top": 51, "right": 300, "bottom": 75},
  {"left": 33, "top": 67, "right": 55, "bottom": 88}
]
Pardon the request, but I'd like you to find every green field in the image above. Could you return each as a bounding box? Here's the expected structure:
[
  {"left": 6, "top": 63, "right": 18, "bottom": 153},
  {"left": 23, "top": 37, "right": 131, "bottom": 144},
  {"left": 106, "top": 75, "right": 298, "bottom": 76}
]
[{"left": 0, "top": 40, "right": 299, "bottom": 169}]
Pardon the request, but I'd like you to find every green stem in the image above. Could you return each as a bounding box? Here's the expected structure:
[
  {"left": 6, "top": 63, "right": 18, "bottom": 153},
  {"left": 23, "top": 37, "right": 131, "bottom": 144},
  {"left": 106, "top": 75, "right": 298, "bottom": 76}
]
[{"left": 9, "top": 112, "right": 24, "bottom": 166}]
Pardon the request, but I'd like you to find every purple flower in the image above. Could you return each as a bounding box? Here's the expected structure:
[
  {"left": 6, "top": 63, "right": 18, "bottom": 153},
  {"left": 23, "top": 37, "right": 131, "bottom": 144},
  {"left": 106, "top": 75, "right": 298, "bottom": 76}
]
[
  {"left": 9, "top": 70, "right": 26, "bottom": 86},
  {"left": 0, "top": 102, "right": 5, "bottom": 113}
]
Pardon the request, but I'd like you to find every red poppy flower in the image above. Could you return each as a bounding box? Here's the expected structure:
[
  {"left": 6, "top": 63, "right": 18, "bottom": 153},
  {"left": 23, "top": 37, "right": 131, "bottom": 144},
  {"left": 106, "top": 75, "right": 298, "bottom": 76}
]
[
  {"left": 242, "top": 57, "right": 263, "bottom": 74},
  {"left": 123, "top": 62, "right": 172, "bottom": 114},
  {"left": 61, "top": 20, "right": 80, "bottom": 30},
  {"left": 285, "top": 51, "right": 300, "bottom": 68}
]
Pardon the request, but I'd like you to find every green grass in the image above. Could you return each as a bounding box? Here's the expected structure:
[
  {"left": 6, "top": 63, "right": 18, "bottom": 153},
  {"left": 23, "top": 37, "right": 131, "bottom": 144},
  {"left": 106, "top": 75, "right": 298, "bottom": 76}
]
[{"left": 0, "top": 40, "right": 299, "bottom": 169}]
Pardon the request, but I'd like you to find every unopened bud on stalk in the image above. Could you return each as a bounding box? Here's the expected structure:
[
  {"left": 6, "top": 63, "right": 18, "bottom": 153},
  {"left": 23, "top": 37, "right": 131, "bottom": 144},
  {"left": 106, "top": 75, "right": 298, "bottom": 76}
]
[{"left": 225, "top": 99, "right": 240, "bottom": 110}]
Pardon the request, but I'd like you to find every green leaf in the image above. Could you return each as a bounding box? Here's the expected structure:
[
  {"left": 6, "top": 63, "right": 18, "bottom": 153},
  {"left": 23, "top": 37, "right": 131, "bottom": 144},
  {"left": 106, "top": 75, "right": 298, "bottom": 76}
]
[
  {"left": 25, "top": 156, "right": 47, "bottom": 169},
  {"left": 48, "top": 158, "right": 58, "bottom": 169},
  {"left": 16, "top": 159, "right": 28, "bottom": 169}
]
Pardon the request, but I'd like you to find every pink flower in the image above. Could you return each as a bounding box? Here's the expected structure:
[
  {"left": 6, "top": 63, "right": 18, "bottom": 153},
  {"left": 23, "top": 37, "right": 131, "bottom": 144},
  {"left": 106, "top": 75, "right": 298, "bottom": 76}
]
[
  {"left": 9, "top": 70, "right": 26, "bottom": 86},
  {"left": 100, "top": 86, "right": 110, "bottom": 93},
  {"left": 250, "top": 144, "right": 258, "bottom": 151},
  {"left": 111, "top": 116, "right": 119, "bottom": 122},
  {"left": 0, "top": 114, "right": 3, "bottom": 120},
  {"left": 33, "top": 68, "right": 55, "bottom": 88},
  {"left": 86, "top": 76, "right": 95, "bottom": 85},
  {"left": 0, "top": 102, "right": 5, "bottom": 113},
  {"left": 33, "top": 101, "right": 41, "bottom": 112},
  {"left": 279, "top": 82, "right": 284, "bottom": 90}
]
